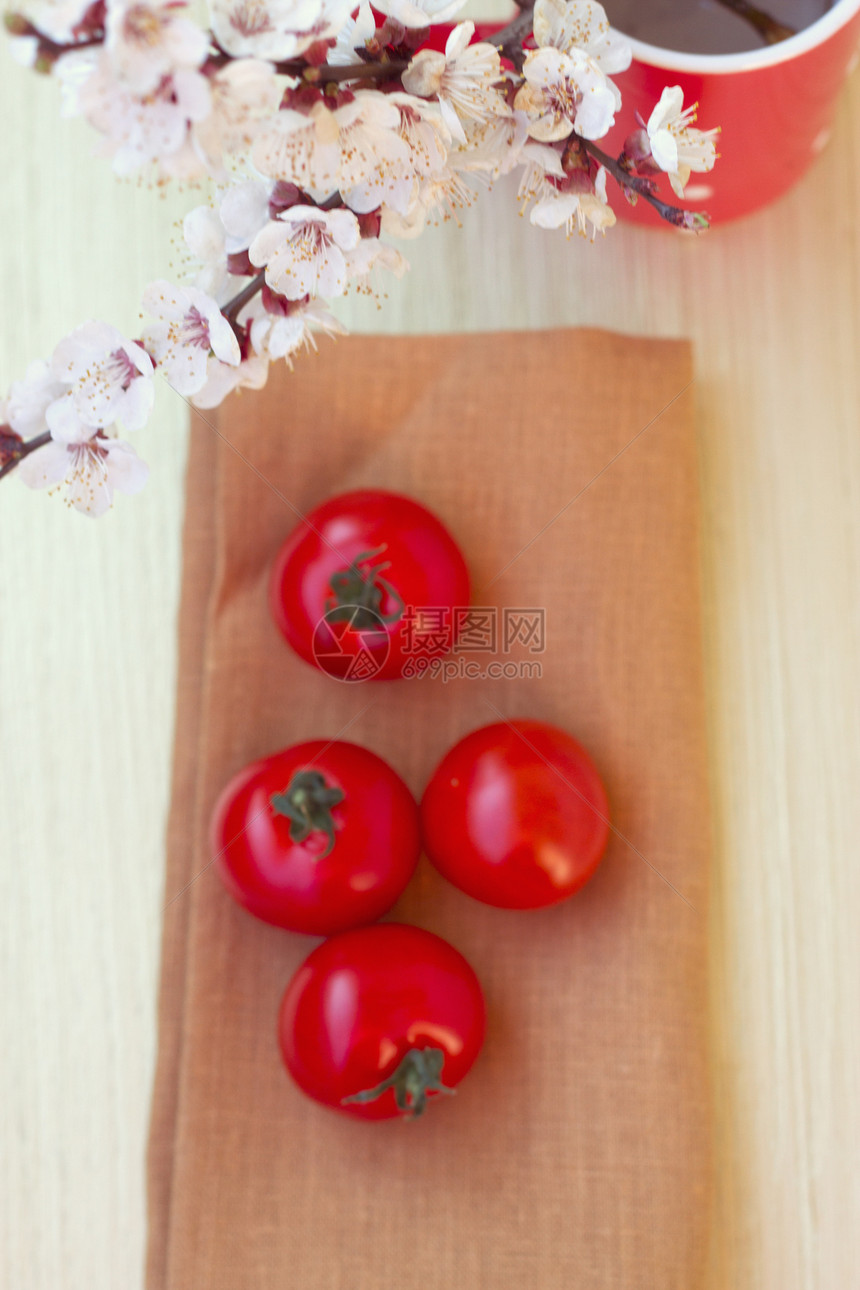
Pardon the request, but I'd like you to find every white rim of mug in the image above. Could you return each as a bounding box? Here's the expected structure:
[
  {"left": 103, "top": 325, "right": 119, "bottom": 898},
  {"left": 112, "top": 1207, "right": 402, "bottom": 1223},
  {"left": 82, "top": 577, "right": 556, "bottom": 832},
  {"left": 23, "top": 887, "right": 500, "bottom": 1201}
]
[{"left": 616, "top": 0, "right": 860, "bottom": 73}]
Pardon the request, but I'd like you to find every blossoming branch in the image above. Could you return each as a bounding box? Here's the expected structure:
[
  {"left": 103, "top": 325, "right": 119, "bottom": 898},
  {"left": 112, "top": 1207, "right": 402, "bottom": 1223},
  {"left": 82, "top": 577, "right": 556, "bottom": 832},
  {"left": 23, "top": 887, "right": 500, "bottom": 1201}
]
[{"left": 0, "top": 0, "right": 719, "bottom": 515}]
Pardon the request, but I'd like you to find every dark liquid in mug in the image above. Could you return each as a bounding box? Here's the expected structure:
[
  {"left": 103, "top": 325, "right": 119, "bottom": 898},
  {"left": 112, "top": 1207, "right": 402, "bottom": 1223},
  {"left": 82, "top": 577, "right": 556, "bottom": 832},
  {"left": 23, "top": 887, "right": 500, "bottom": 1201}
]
[{"left": 607, "top": 0, "right": 834, "bottom": 54}]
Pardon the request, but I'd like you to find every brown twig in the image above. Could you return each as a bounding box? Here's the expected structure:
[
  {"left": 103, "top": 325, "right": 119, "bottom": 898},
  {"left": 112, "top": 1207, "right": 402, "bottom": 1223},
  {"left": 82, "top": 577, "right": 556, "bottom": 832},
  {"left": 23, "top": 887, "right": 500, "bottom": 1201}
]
[
  {"left": 490, "top": 2, "right": 535, "bottom": 71},
  {"left": 0, "top": 430, "right": 52, "bottom": 483},
  {"left": 712, "top": 0, "right": 796, "bottom": 44},
  {"left": 582, "top": 137, "right": 710, "bottom": 230},
  {"left": 275, "top": 57, "right": 409, "bottom": 84},
  {"left": 222, "top": 270, "right": 266, "bottom": 327},
  {"left": 3, "top": 12, "right": 104, "bottom": 67}
]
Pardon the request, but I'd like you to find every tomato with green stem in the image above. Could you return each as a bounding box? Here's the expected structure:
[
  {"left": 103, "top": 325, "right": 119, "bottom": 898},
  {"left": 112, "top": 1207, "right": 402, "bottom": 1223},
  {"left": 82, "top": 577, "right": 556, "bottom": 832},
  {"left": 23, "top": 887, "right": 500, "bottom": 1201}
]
[
  {"left": 211, "top": 740, "right": 421, "bottom": 935},
  {"left": 279, "top": 923, "right": 487, "bottom": 1120},
  {"left": 269, "top": 489, "right": 471, "bottom": 682}
]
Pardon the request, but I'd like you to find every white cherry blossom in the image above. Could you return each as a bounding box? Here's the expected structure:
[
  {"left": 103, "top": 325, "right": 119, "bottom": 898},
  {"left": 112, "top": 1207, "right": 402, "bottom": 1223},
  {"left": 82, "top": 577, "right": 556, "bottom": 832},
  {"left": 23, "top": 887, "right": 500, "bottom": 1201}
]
[
  {"left": 209, "top": 0, "right": 353, "bottom": 60},
  {"left": 182, "top": 203, "right": 254, "bottom": 300},
  {"left": 191, "top": 58, "right": 282, "bottom": 178},
  {"left": 520, "top": 138, "right": 567, "bottom": 178},
  {"left": 249, "top": 205, "right": 361, "bottom": 299},
  {"left": 252, "top": 93, "right": 411, "bottom": 208},
  {"left": 183, "top": 205, "right": 231, "bottom": 297},
  {"left": 4, "top": 360, "right": 66, "bottom": 438},
  {"left": 381, "top": 161, "right": 473, "bottom": 237},
  {"left": 253, "top": 103, "right": 353, "bottom": 191},
  {"left": 373, "top": 0, "right": 468, "bottom": 30},
  {"left": 76, "top": 52, "right": 212, "bottom": 176},
  {"left": 246, "top": 296, "right": 346, "bottom": 363},
  {"left": 515, "top": 46, "right": 618, "bottom": 142},
  {"left": 387, "top": 92, "right": 450, "bottom": 166},
  {"left": 395, "top": 92, "right": 450, "bottom": 154},
  {"left": 15, "top": 426, "right": 149, "bottom": 516},
  {"left": 292, "top": 0, "right": 356, "bottom": 48},
  {"left": 526, "top": 163, "right": 615, "bottom": 239},
  {"left": 225, "top": 180, "right": 274, "bottom": 242},
  {"left": 191, "top": 353, "right": 270, "bottom": 408},
  {"left": 341, "top": 92, "right": 449, "bottom": 216},
  {"left": 453, "top": 109, "right": 530, "bottom": 179},
  {"left": 345, "top": 236, "right": 408, "bottom": 284},
  {"left": 142, "top": 281, "right": 240, "bottom": 396},
  {"left": 210, "top": 0, "right": 320, "bottom": 58},
  {"left": 328, "top": 2, "right": 376, "bottom": 65},
  {"left": 402, "top": 22, "right": 504, "bottom": 147},
  {"left": 105, "top": 0, "right": 209, "bottom": 95},
  {"left": 533, "top": 0, "right": 631, "bottom": 78},
  {"left": 48, "top": 321, "right": 154, "bottom": 435},
  {"left": 183, "top": 181, "right": 272, "bottom": 297},
  {"left": 646, "top": 87, "right": 719, "bottom": 197},
  {"left": 379, "top": 200, "right": 428, "bottom": 240}
]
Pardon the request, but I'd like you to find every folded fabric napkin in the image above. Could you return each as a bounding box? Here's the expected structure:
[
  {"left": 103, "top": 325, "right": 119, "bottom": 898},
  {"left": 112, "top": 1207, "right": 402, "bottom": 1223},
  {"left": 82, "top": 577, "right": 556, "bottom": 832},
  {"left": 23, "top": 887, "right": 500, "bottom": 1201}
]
[{"left": 147, "top": 329, "right": 712, "bottom": 1290}]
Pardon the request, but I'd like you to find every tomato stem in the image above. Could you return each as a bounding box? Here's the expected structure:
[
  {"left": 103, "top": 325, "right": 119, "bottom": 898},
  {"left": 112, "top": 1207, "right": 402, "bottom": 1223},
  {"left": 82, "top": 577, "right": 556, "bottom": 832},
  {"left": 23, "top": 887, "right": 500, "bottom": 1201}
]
[
  {"left": 327, "top": 545, "right": 405, "bottom": 630},
  {"left": 270, "top": 770, "right": 344, "bottom": 858},
  {"left": 342, "top": 1047, "right": 455, "bottom": 1118}
]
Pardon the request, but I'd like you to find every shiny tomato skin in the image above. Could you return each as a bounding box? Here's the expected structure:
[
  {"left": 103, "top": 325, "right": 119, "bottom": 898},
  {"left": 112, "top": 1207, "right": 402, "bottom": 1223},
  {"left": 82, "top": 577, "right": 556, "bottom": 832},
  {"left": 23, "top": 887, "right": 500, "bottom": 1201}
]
[
  {"left": 269, "top": 489, "right": 471, "bottom": 682},
  {"left": 279, "top": 924, "right": 487, "bottom": 1120},
  {"left": 211, "top": 741, "right": 421, "bottom": 935},
  {"left": 421, "top": 720, "right": 610, "bottom": 910}
]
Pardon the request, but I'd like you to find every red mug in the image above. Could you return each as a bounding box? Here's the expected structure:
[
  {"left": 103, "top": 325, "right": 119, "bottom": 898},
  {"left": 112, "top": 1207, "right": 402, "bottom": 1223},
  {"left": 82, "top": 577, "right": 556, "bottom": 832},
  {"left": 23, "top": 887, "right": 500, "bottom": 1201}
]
[{"left": 604, "top": 0, "right": 860, "bottom": 224}]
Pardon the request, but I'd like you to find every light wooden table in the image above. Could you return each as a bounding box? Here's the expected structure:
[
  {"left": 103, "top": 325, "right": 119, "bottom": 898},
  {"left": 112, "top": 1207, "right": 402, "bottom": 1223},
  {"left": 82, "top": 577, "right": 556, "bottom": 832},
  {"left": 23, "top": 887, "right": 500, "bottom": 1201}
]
[{"left": 2, "top": 33, "right": 859, "bottom": 1290}]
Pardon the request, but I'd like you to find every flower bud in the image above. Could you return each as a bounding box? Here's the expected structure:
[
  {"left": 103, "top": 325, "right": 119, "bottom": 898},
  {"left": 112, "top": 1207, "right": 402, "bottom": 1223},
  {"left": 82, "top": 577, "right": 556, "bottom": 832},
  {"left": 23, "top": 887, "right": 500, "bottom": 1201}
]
[
  {"left": 3, "top": 12, "right": 34, "bottom": 35},
  {"left": 269, "top": 182, "right": 304, "bottom": 217},
  {"left": 621, "top": 127, "right": 658, "bottom": 175},
  {"left": 226, "top": 250, "right": 255, "bottom": 277}
]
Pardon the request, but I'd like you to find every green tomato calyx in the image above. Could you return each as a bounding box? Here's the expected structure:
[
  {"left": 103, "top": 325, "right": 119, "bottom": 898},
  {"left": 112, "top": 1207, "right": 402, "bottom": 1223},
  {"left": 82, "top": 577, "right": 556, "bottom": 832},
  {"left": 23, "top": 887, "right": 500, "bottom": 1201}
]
[
  {"left": 270, "top": 770, "right": 344, "bottom": 859},
  {"left": 326, "top": 545, "right": 405, "bottom": 631},
  {"left": 342, "top": 1047, "right": 455, "bottom": 1118}
]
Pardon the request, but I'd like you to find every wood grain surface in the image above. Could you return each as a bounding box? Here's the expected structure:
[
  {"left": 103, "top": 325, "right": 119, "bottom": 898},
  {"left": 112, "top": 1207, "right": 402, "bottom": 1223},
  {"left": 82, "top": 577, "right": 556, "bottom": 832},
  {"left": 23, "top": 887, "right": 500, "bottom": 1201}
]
[{"left": 1, "top": 32, "right": 859, "bottom": 1290}]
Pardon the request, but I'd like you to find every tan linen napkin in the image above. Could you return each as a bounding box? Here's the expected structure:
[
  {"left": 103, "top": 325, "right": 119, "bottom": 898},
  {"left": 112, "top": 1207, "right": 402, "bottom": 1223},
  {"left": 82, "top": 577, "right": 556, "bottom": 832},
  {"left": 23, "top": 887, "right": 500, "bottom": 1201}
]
[{"left": 147, "top": 328, "right": 712, "bottom": 1290}]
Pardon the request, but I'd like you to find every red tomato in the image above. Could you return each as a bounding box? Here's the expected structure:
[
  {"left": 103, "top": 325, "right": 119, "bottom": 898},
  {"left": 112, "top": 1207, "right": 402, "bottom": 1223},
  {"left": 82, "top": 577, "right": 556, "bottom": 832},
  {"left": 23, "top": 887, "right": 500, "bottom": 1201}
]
[
  {"left": 269, "top": 489, "right": 470, "bottom": 682},
  {"left": 211, "top": 740, "right": 420, "bottom": 935},
  {"left": 279, "top": 924, "right": 486, "bottom": 1120},
  {"left": 421, "top": 719, "right": 610, "bottom": 910}
]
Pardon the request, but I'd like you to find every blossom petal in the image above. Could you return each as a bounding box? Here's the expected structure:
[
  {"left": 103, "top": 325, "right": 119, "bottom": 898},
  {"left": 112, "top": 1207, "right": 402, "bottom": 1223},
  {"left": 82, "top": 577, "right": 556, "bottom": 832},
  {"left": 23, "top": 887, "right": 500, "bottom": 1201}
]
[
  {"left": 118, "top": 374, "right": 156, "bottom": 432},
  {"left": 650, "top": 128, "right": 679, "bottom": 173},
  {"left": 45, "top": 392, "right": 87, "bottom": 442},
  {"left": 221, "top": 180, "right": 272, "bottom": 249},
  {"left": 530, "top": 192, "right": 582, "bottom": 229},
  {"left": 248, "top": 220, "right": 289, "bottom": 267},
  {"left": 445, "top": 20, "right": 474, "bottom": 60},
  {"left": 6, "top": 360, "right": 66, "bottom": 437},
  {"left": 439, "top": 96, "right": 467, "bottom": 145},
  {"left": 647, "top": 86, "right": 684, "bottom": 136},
  {"left": 184, "top": 206, "right": 226, "bottom": 263},
  {"left": 191, "top": 355, "right": 270, "bottom": 408},
  {"left": 102, "top": 439, "right": 150, "bottom": 495},
  {"left": 574, "top": 81, "right": 618, "bottom": 139},
  {"left": 373, "top": 0, "right": 469, "bottom": 29},
  {"left": 14, "top": 440, "right": 72, "bottom": 490},
  {"left": 206, "top": 311, "right": 242, "bottom": 365}
]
